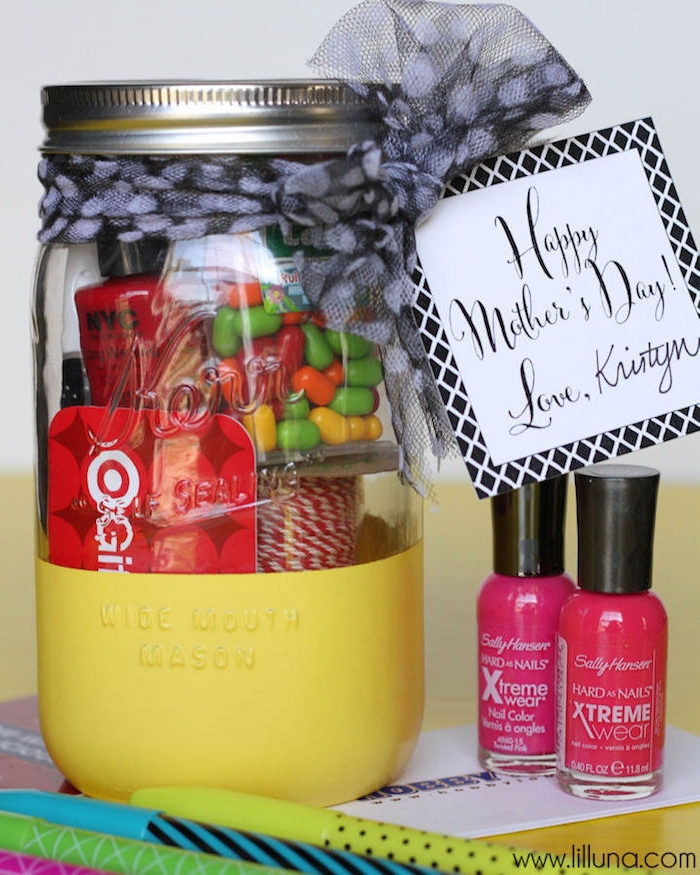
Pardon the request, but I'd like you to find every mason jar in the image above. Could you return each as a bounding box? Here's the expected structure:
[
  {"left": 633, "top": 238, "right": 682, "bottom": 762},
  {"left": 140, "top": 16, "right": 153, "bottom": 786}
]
[{"left": 32, "top": 81, "right": 423, "bottom": 804}]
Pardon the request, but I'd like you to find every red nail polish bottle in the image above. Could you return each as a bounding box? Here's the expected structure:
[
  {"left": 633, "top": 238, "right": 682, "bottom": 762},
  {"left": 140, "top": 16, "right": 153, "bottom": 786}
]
[
  {"left": 557, "top": 464, "right": 667, "bottom": 800},
  {"left": 73, "top": 241, "right": 165, "bottom": 406}
]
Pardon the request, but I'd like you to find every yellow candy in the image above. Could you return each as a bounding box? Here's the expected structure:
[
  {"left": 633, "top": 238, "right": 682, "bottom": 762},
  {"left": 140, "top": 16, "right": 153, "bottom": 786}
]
[
  {"left": 363, "top": 414, "right": 383, "bottom": 441},
  {"left": 308, "top": 407, "right": 351, "bottom": 445},
  {"left": 242, "top": 403, "right": 278, "bottom": 453},
  {"left": 346, "top": 415, "right": 366, "bottom": 442}
]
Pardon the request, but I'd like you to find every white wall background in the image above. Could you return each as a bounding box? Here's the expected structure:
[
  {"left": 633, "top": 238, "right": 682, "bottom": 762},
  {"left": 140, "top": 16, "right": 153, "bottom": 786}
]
[{"left": 2, "top": 0, "right": 700, "bottom": 482}]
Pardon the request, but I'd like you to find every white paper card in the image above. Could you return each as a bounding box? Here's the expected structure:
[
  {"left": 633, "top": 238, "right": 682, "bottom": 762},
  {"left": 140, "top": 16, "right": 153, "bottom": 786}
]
[
  {"left": 413, "top": 119, "right": 700, "bottom": 497},
  {"left": 335, "top": 724, "right": 700, "bottom": 838}
]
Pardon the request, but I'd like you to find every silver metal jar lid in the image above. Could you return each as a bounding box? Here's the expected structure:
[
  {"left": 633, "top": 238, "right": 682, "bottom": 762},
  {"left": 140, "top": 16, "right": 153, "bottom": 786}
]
[{"left": 40, "top": 80, "right": 380, "bottom": 155}]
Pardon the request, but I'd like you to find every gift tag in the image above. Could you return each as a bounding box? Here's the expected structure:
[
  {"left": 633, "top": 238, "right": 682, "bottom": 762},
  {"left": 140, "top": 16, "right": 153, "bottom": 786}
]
[
  {"left": 414, "top": 118, "right": 700, "bottom": 497},
  {"left": 47, "top": 407, "right": 257, "bottom": 573}
]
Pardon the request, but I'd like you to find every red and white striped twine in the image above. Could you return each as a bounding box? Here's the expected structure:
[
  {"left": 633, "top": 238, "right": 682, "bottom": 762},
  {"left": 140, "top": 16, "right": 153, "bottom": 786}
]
[{"left": 257, "top": 476, "right": 359, "bottom": 572}]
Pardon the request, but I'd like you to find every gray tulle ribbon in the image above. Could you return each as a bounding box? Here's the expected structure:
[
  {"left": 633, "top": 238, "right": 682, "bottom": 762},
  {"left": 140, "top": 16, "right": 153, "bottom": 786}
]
[{"left": 37, "top": 0, "right": 591, "bottom": 495}]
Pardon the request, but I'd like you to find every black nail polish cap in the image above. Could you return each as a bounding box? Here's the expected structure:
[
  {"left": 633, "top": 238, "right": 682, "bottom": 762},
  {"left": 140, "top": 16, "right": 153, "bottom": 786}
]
[
  {"left": 97, "top": 238, "right": 166, "bottom": 277},
  {"left": 575, "top": 463, "right": 659, "bottom": 594},
  {"left": 492, "top": 475, "right": 568, "bottom": 577}
]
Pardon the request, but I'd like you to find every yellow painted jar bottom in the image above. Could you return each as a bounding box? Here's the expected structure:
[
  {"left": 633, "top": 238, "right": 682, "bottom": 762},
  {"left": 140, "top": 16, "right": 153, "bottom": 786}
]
[{"left": 35, "top": 544, "right": 424, "bottom": 806}]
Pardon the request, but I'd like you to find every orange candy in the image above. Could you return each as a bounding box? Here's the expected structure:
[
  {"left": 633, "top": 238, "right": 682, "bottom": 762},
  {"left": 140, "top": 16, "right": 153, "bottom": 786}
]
[
  {"left": 323, "top": 358, "right": 345, "bottom": 386},
  {"left": 280, "top": 311, "right": 310, "bottom": 326},
  {"left": 291, "top": 366, "right": 336, "bottom": 407},
  {"left": 227, "top": 279, "right": 263, "bottom": 309}
]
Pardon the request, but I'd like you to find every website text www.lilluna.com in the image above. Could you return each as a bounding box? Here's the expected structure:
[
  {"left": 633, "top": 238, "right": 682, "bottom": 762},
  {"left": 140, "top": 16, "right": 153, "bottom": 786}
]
[{"left": 511, "top": 844, "right": 697, "bottom": 870}]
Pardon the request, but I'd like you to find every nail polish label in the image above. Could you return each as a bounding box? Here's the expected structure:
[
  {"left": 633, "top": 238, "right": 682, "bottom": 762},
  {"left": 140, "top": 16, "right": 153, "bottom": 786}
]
[
  {"left": 47, "top": 407, "right": 257, "bottom": 573},
  {"left": 74, "top": 277, "right": 162, "bottom": 407},
  {"left": 478, "top": 628, "right": 556, "bottom": 756},
  {"left": 557, "top": 634, "right": 666, "bottom": 779}
]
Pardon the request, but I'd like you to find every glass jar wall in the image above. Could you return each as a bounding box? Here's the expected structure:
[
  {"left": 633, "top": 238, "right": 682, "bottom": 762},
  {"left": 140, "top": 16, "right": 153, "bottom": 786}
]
[{"left": 32, "top": 81, "right": 424, "bottom": 804}]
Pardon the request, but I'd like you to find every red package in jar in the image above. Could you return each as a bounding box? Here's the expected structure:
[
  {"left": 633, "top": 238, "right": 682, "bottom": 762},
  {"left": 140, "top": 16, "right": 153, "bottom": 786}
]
[{"left": 47, "top": 406, "right": 257, "bottom": 574}]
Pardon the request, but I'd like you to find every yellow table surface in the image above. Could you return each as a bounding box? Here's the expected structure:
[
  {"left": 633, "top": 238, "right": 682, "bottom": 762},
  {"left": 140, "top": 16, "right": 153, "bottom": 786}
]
[{"left": 1, "top": 472, "right": 698, "bottom": 859}]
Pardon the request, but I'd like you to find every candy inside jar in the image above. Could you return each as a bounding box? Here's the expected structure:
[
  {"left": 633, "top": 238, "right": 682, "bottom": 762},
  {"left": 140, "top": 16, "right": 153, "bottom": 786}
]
[{"left": 172, "top": 230, "right": 407, "bottom": 573}]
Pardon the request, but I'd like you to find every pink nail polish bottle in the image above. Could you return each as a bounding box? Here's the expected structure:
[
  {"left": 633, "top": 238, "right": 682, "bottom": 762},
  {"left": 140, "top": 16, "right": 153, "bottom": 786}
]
[
  {"left": 557, "top": 464, "right": 667, "bottom": 800},
  {"left": 478, "top": 475, "right": 574, "bottom": 775}
]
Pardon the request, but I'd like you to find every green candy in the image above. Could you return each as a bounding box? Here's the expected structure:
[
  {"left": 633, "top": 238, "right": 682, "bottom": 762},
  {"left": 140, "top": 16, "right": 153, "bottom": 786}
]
[
  {"left": 328, "top": 387, "right": 375, "bottom": 416},
  {"left": 324, "top": 329, "right": 371, "bottom": 360},
  {"left": 276, "top": 419, "right": 321, "bottom": 451},
  {"left": 212, "top": 306, "right": 242, "bottom": 358},
  {"left": 231, "top": 305, "right": 282, "bottom": 338},
  {"left": 301, "top": 322, "right": 334, "bottom": 370},
  {"left": 282, "top": 397, "right": 311, "bottom": 420},
  {"left": 346, "top": 356, "right": 383, "bottom": 387}
]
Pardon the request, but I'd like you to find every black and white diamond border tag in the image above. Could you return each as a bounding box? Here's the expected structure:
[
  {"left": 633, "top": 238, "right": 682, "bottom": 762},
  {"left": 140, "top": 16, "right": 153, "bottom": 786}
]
[{"left": 412, "top": 118, "right": 700, "bottom": 498}]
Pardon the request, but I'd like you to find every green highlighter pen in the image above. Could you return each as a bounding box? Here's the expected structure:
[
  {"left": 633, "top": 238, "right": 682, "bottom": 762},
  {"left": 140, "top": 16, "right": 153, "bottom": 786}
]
[
  {"left": 0, "top": 809, "right": 293, "bottom": 875},
  {"left": 131, "top": 787, "right": 653, "bottom": 875}
]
